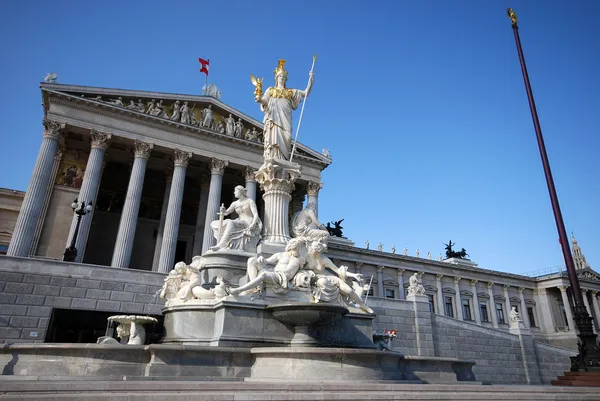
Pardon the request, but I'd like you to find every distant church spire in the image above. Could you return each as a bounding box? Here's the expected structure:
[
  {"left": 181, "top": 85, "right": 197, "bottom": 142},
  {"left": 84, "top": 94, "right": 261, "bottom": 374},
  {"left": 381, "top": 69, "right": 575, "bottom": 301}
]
[{"left": 571, "top": 233, "right": 590, "bottom": 270}]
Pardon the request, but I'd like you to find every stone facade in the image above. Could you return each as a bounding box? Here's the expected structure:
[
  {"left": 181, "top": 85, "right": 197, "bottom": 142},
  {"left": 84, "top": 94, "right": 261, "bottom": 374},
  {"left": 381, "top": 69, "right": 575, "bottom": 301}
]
[{"left": 0, "top": 81, "right": 595, "bottom": 385}]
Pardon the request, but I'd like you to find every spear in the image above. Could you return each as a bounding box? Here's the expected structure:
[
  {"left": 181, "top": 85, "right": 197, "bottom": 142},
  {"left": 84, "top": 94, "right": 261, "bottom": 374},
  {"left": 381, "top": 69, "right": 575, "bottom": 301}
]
[{"left": 289, "top": 54, "right": 317, "bottom": 163}]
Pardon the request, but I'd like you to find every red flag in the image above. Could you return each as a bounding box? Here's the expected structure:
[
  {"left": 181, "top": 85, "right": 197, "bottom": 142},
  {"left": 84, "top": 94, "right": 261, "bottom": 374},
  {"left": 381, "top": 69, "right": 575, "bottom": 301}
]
[{"left": 199, "top": 58, "right": 210, "bottom": 76}]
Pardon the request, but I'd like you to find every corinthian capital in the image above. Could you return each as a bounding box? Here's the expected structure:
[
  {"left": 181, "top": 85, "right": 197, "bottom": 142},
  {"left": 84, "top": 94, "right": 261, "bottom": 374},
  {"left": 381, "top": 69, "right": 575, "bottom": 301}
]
[
  {"left": 210, "top": 158, "right": 228, "bottom": 174},
  {"left": 133, "top": 140, "right": 154, "bottom": 159},
  {"left": 245, "top": 166, "right": 257, "bottom": 182},
  {"left": 90, "top": 130, "right": 112, "bottom": 150},
  {"left": 173, "top": 149, "right": 192, "bottom": 167},
  {"left": 42, "top": 119, "right": 65, "bottom": 140},
  {"left": 306, "top": 181, "right": 323, "bottom": 196}
]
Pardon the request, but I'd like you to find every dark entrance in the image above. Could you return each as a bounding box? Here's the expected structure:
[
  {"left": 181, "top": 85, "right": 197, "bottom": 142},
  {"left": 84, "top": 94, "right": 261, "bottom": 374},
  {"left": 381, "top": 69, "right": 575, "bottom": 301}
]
[{"left": 45, "top": 308, "right": 163, "bottom": 344}]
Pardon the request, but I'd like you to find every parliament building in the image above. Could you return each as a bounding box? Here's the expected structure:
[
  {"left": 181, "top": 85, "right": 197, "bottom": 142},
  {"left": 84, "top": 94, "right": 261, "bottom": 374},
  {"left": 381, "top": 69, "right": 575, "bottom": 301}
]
[{"left": 1, "top": 79, "right": 598, "bottom": 383}]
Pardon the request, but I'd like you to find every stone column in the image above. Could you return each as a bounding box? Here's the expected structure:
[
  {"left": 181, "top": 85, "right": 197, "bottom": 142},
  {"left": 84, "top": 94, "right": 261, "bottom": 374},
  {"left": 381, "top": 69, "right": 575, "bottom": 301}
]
[
  {"left": 191, "top": 176, "right": 210, "bottom": 257},
  {"left": 471, "top": 280, "right": 481, "bottom": 325},
  {"left": 201, "top": 158, "right": 228, "bottom": 254},
  {"left": 245, "top": 166, "right": 257, "bottom": 202},
  {"left": 454, "top": 277, "right": 464, "bottom": 321},
  {"left": 306, "top": 181, "right": 323, "bottom": 218},
  {"left": 558, "top": 285, "right": 575, "bottom": 332},
  {"left": 31, "top": 148, "right": 64, "bottom": 255},
  {"left": 503, "top": 285, "right": 512, "bottom": 323},
  {"left": 518, "top": 287, "right": 531, "bottom": 328},
  {"left": 158, "top": 149, "right": 192, "bottom": 273},
  {"left": 581, "top": 290, "right": 595, "bottom": 333},
  {"left": 591, "top": 291, "right": 600, "bottom": 331},
  {"left": 436, "top": 274, "right": 444, "bottom": 316},
  {"left": 151, "top": 168, "right": 173, "bottom": 272},
  {"left": 8, "top": 120, "right": 65, "bottom": 257},
  {"left": 257, "top": 163, "right": 299, "bottom": 246},
  {"left": 66, "top": 130, "right": 111, "bottom": 262},
  {"left": 397, "top": 269, "right": 405, "bottom": 300},
  {"left": 376, "top": 266, "right": 384, "bottom": 297},
  {"left": 487, "top": 282, "right": 499, "bottom": 328},
  {"left": 111, "top": 140, "right": 153, "bottom": 268},
  {"left": 534, "top": 288, "right": 555, "bottom": 333}
]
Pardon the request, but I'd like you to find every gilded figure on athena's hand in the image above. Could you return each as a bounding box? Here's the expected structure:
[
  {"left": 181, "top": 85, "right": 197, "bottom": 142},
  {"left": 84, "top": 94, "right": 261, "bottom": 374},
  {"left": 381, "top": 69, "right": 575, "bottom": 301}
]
[{"left": 251, "top": 59, "right": 314, "bottom": 161}]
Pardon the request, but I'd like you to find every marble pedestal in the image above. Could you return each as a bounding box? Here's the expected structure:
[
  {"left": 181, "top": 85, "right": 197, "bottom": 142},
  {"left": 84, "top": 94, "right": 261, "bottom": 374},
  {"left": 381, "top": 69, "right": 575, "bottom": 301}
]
[
  {"left": 190, "top": 250, "right": 253, "bottom": 286},
  {"left": 162, "top": 297, "right": 376, "bottom": 349}
]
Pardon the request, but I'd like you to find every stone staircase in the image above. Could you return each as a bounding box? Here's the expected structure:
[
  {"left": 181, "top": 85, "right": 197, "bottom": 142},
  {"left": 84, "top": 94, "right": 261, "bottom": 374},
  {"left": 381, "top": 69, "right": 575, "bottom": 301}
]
[
  {"left": 552, "top": 371, "right": 600, "bottom": 387},
  {"left": 1, "top": 379, "right": 600, "bottom": 400}
]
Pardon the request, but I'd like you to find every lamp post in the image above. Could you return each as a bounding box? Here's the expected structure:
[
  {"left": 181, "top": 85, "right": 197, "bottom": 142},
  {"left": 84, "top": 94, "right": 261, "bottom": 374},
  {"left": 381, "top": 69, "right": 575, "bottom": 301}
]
[
  {"left": 63, "top": 199, "right": 93, "bottom": 262},
  {"left": 507, "top": 8, "right": 599, "bottom": 372}
]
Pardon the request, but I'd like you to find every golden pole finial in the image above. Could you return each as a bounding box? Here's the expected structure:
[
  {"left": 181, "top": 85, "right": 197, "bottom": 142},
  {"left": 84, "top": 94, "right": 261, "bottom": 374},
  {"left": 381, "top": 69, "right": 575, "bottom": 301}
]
[{"left": 507, "top": 8, "right": 518, "bottom": 26}]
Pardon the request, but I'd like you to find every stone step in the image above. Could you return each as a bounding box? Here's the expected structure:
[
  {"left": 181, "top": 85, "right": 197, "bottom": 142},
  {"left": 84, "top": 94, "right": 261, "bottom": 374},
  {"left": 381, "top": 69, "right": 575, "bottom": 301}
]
[
  {"left": 1, "top": 380, "right": 599, "bottom": 400},
  {"left": 552, "top": 371, "right": 600, "bottom": 387}
]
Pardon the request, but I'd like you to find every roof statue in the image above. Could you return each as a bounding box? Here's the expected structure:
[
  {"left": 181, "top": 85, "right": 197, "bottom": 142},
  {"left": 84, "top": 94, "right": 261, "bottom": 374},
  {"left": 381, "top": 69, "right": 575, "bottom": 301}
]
[
  {"left": 325, "top": 219, "right": 344, "bottom": 238},
  {"left": 43, "top": 72, "right": 58, "bottom": 83},
  {"left": 444, "top": 240, "right": 469, "bottom": 259}
]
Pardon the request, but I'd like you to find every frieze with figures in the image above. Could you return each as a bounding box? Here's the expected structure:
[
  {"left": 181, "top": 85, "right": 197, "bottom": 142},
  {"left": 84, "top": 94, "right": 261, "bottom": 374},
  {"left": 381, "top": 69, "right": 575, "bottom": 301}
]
[
  {"left": 578, "top": 271, "right": 600, "bottom": 282},
  {"left": 82, "top": 94, "right": 264, "bottom": 144}
]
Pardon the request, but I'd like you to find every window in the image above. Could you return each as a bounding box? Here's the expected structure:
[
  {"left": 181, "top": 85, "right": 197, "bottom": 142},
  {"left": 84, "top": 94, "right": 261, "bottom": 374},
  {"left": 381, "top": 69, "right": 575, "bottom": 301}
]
[
  {"left": 0, "top": 244, "right": 7, "bottom": 255},
  {"left": 462, "top": 299, "right": 472, "bottom": 321},
  {"left": 480, "top": 303, "right": 489, "bottom": 322},
  {"left": 527, "top": 307, "right": 537, "bottom": 327},
  {"left": 496, "top": 303, "right": 505, "bottom": 324},
  {"left": 444, "top": 296, "right": 454, "bottom": 318},
  {"left": 385, "top": 289, "right": 395, "bottom": 299},
  {"left": 427, "top": 294, "right": 436, "bottom": 313}
]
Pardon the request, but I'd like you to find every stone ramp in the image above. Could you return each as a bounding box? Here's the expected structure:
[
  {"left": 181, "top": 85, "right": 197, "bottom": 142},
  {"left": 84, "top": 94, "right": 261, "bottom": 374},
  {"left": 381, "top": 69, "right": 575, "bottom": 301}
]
[{"left": 0, "top": 380, "right": 599, "bottom": 400}]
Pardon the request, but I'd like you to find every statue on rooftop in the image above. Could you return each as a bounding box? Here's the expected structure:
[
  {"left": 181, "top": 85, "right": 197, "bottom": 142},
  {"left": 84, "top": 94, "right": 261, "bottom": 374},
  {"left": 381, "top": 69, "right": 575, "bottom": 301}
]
[
  {"left": 224, "top": 114, "right": 235, "bottom": 136},
  {"left": 234, "top": 118, "right": 244, "bottom": 138},
  {"left": 201, "top": 105, "right": 214, "bottom": 128},
  {"left": 444, "top": 240, "right": 469, "bottom": 259},
  {"left": 251, "top": 59, "right": 314, "bottom": 161},
  {"left": 180, "top": 101, "right": 191, "bottom": 125}
]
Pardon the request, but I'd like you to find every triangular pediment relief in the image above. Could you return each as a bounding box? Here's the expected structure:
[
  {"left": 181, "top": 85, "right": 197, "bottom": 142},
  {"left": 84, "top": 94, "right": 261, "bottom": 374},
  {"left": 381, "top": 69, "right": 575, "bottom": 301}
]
[
  {"left": 41, "top": 83, "right": 331, "bottom": 166},
  {"left": 577, "top": 269, "right": 600, "bottom": 283}
]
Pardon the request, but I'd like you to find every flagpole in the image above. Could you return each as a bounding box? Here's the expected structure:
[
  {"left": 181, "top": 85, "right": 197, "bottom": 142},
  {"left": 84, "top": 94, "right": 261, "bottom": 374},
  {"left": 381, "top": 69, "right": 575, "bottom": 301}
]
[
  {"left": 205, "top": 59, "right": 209, "bottom": 90},
  {"left": 289, "top": 54, "right": 317, "bottom": 163},
  {"left": 507, "top": 8, "right": 597, "bottom": 372}
]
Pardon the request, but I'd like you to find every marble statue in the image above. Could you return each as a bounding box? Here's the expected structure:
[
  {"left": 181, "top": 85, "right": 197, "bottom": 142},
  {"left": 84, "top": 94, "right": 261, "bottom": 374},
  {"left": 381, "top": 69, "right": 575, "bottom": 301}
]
[
  {"left": 427, "top": 251, "right": 431, "bottom": 260},
  {"left": 304, "top": 240, "right": 373, "bottom": 313},
  {"left": 180, "top": 101, "right": 191, "bottom": 125},
  {"left": 251, "top": 59, "right": 314, "bottom": 161},
  {"left": 322, "top": 148, "right": 331, "bottom": 158},
  {"left": 377, "top": 243, "right": 383, "bottom": 252},
  {"left": 127, "top": 100, "right": 138, "bottom": 111},
  {"left": 43, "top": 72, "right": 58, "bottom": 83},
  {"left": 365, "top": 240, "right": 370, "bottom": 250},
  {"left": 202, "top": 83, "right": 222, "bottom": 100},
  {"left": 214, "top": 121, "right": 225, "bottom": 134},
  {"left": 209, "top": 185, "right": 262, "bottom": 252},
  {"left": 392, "top": 244, "right": 396, "bottom": 254},
  {"left": 438, "top": 253, "right": 443, "bottom": 261},
  {"left": 245, "top": 127, "right": 259, "bottom": 142},
  {"left": 404, "top": 247, "right": 408, "bottom": 256},
  {"left": 146, "top": 99, "right": 156, "bottom": 114},
  {"left": 291, "top": 202, "right": 329, "bottom": 245},
  {"left": 171, "top": 101, "right": 181, "bottom": 121},
  {"left": 151, "top": 100, "right": 169, "bottom": 119},
  {"left": 234, "top": 118, "right": 244, "bottom": 138},
  {"left": 160, "top": 261, "right": 228, "bottom": 306},
  {"left": 407, "top": 273, "right": 426, "bottom": 296},
  {"left": 229, "top": 238, "right": 305, "bottom": 295},
  {"left": 135, "top": 99, "right": 145, "bottom": 113},
  {"left": 109, "top": 97, "right": 124, "bottom": 107},
  {"left": 201, "top": 105, "right": 213, "bottom": 127},
  {"left": 416, "top": 249, "right": 420, "bottom": 257},
  {"left": 509, "top": 306, "right": 521, "bottom": 326},
  {"left": 224, "top": 114, "right": 235, "bottom": 136}
]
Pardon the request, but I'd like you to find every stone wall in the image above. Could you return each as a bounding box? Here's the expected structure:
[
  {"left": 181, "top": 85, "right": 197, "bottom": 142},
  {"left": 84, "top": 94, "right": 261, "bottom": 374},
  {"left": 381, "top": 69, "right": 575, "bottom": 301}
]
[
  {"left": 370, "top": 297, "right": 573, "bottom": 384},
  {"left": 0, "top": 256, "right": 165, "bottom": 342}
]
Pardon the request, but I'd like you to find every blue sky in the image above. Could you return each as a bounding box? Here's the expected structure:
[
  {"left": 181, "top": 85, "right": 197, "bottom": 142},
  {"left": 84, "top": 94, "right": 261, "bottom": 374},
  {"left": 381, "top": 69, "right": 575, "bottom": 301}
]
[{"left": 0, "top": 1, "right": 598, "bottom": 275}]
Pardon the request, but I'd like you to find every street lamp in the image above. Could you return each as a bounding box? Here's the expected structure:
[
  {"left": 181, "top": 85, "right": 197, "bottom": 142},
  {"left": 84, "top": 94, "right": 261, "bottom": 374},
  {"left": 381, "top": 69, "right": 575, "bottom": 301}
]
[
  {"left": 63, "top": 198, "right": 93, "bottom": 262},
  {"left": 507, "top": 9, "right": 599, "bottom": 372}
]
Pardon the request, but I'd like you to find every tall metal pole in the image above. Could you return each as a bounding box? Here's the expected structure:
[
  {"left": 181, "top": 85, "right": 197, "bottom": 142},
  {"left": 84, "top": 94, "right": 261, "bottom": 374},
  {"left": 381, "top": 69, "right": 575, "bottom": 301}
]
[{"left": 507, "top": 8, "right": 598, "bottom": 372}]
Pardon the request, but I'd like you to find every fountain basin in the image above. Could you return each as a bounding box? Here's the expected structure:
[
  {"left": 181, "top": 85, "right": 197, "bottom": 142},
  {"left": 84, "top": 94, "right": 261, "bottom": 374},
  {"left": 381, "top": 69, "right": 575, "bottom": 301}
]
[{"left": 266, "top": 303, "right": 349, "bottom": 347}]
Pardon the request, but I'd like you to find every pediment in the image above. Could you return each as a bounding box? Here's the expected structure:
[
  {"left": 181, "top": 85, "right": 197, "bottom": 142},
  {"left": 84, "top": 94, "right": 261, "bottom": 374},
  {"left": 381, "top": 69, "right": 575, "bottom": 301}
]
[
  {"left": 477, "top": 292, "right": 490, "bottom": 299},
  {"left": 41, "top": 83, "right": 331, "bottom": 167},
  {"left": 577, "top": 269, "right": 600, "bottom": 283}
]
